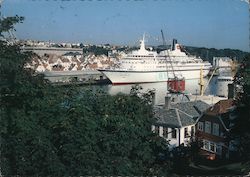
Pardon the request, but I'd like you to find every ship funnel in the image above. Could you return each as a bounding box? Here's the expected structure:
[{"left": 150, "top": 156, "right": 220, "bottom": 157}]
[
  {"left": 172, "top": 39, "right": 178, "bottom": 51},
  {"left": 164, "top": 96, "right": 171, "bottom": 110}
]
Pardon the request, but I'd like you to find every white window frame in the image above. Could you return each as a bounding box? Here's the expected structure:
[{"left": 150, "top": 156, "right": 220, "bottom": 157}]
[
  {"left": 212, "top": 123, "right": 219, "bottom": 136},
  {"left": 191, "top": 126, "right": 195, "bottom": 136},
  {"left": 171, "top": 128, "right": 177, "bottom": 139},
  {"left": 198, "top": 122, "right": 204, "bottom": 131},
  {"left": 205, "top": 121, "right": 211, "bottom": 134},
  {"left": 163, "top": 127, "right": 168, "bottom": 138},
  {"left": 202, "top": 140, "right": 221, "bottom": 155},
  {"left": 184, "top": 127, "right": 188, "bottom": 138},
  {"left": 155, "top": 126, "right": 160, "bottom": 135}
]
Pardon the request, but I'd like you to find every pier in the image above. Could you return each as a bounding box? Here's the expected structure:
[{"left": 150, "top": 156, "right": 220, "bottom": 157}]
[
  {"left": 43, "top": 70, "right": 111, "bottom": 85},
  {"left": 21, "top": 46, "right": 83, "bottom": 56}
]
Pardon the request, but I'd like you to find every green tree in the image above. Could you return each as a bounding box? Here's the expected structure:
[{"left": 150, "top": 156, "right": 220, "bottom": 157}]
[
  {"left": 0, "top": 16, "right": 172, "bottom": 176},
  {"left": 231, "top": 54, "right": 250, "bottom": 174},
  {"left": 0, "top": 15, "right": 52, "bottom": 175},
  {"left": 47, "top": 88, "right": 171, "bottom": 176}
]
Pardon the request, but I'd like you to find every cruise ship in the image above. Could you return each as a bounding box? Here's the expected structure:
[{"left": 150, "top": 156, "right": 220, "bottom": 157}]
[{"left": 99, "top": 36, "right": 212, "bottom": 84}]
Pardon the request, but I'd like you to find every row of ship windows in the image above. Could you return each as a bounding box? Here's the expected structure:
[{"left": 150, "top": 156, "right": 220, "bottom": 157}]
[
  {"left": 123, "top": 62, "right": 157, "bottom": 64},
  {"left": 218, "top": 79, "right": 233, "bottom": 82},
  {"left": 122, "top": 62, "right": 186, "bottom": 65},
  {"left": 122, "top": 61, "right": 197, "bottom": 64},
  {"left": 130, "top": 55, "right": 155, "bottom": 58}
]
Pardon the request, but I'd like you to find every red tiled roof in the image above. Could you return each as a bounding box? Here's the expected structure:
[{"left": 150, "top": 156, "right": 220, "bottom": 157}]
[{"left": 206, "top": 99, "right": 234, "bottom": 115}]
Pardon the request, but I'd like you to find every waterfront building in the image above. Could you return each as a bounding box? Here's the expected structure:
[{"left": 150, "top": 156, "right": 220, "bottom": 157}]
[
  {"left": 196, "top": 99, "right": 237, "bottom": 160},
  {"left": 152, "top": 96, "right": 210, "bottom": 148}
]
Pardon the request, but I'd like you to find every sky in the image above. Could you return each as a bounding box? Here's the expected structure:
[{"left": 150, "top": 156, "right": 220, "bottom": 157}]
[{"left": 1, "top": 0, "right": 249, "bottom": 51}]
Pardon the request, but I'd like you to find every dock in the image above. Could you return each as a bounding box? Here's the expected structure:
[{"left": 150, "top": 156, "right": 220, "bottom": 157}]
[{"left": 42, "top": 70, "right": 111, "bottom": 85}]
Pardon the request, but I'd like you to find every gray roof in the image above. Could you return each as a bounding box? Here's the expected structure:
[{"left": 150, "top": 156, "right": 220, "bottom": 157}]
[
  {"left": 153, "top": 100, "right": 210, "bottom": 128},
  {"left": 171, "top": 100, "right": 210, "bottom": 120},
  {"left": 154, "top": 107, "right": 195, "bottom": 128}
]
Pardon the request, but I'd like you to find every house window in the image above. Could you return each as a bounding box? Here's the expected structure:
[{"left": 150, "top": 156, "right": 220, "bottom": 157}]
[
  {"left": 163, "top": 127, "right": 168, "bottom": 138},
  {"left": 191, "top": 126, "right": 195, "bottom": 136},
  {"left": 184, "top": 127, "right": 188, "bottom": 138},
  {"left": 205, "top": 121, "right": 211, "bottom": 134},
  {"left": 198, "top": 122, "right": 204, "bottom": 131},
  {"left": 212, "top": 123, "right": 219, "bottom": 136},
  {"left": 204, "top": 140, "right": 209, "bottom": 150},
  {"left": 202, "top": 140, "right": 221, "bottom": 155},
  {"left": 171, "top": 128, "right": 177, "bottom": 139},
  {"left": 210, "top": 142, "right": 215, "bottom": 152},
  {"left": 216, "top": 145, "right": 222, "bottom": 155},
  {"left": 155, "top": 126, "right": 159, "bottom": 135}
]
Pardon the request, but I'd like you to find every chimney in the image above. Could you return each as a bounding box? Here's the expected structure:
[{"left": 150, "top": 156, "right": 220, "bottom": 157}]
[
  {"left": 164, "top": 96, "right": 171, "bottom": 110},
  {"left": 172, "top": 39, "right": 178, "bottom": 51}
]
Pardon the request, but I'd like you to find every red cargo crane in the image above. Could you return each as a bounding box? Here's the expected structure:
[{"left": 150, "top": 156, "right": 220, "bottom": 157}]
[{"left": 161, "top": 30, "right": 185, "bottom": 93}]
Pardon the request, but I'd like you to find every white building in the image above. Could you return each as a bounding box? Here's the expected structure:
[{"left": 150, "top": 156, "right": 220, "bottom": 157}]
[
  {"left": 213, "top": 57, "right": 233, "bottom": 68},
  {"left": 62, "top": 52, "right": 82, "bottom": 60},
  {"left": 216, "top": 75, "right": 234, "bottom": 97},
  {"left": 152, "top": 96, "right": 210, "bottom": 149},
  {"left": 213, "top": 57, "right": 234, "bottom": 74}
]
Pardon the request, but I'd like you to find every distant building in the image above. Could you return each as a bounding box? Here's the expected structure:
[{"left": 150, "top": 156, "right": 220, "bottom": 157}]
[
  {"left": 152, "top": 96, "right": 210, "bottom": 149},
  {"left": 196, "top": 99, "right": 237, "bottom": 160},
  {"left": 62, "top": 52, "right": 82, "bottom": 60},
  {"left": 216, "top": 76, "right": 234, "bottom": 98},
  {"left": 213, "top": 57, "right": 235, "bottom": 74},
  {"left": 213, "top": 57, "right": 233, "bottom": 68}
]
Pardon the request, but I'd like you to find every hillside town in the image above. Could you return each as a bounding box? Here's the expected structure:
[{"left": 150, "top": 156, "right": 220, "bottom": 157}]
[
  {"left": 1, "top": 5, "right": 250, "bottom": 176},
  {"left": 20, "top": 39, "right": 128, "bottom": 72}
]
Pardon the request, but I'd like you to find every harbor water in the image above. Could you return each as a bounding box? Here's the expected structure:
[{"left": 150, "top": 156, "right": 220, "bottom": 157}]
[{"left": 80, "top": 76, "right": 219, "bottom": 105}]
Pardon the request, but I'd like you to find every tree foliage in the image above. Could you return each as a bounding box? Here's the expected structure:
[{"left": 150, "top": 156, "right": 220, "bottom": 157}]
[
  {"left": 154, "top": 45, "right": 248, "bottom": 63},
  {"left": 0, "top": 15, "right": 24, "bottom": 36},
  {"left": 0, "top": 16, "right": 171, "bottom": 176},
  {"left": 231, "top": 54, "right": 250, "bottom": 173}
]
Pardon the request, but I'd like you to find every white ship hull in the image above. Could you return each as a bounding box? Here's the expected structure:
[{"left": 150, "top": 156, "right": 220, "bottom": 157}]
[
  {"left": 99, "top": 35, "right": 212, "bottom": 85},
  {"left": 99, "top": 68, "right": 210, "bottom": 84}
]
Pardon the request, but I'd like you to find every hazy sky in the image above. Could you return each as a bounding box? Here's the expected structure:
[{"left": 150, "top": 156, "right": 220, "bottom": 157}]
[{"left": 2, "top": 0, "right": 249, "bottom": 51}]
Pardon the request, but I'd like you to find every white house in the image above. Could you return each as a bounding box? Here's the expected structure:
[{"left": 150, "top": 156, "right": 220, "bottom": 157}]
[
  {"left": 62, "top": 52, "right": 82, "bottom": 60},
  {"left": 152, "top": 96, "right": 210, "bottom": 149},
  {"left": 213, "top": 57, "right": 233, "bottom": 68}
]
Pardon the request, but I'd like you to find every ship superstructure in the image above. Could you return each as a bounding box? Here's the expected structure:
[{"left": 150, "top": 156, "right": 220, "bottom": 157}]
[{"left": 99, "top": 35, "right": 212, "bottom": 84}]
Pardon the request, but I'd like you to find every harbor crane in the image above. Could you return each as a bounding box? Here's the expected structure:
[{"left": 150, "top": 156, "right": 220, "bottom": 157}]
[{"left": 161, "top": 30, "right": 185, "bottom": 93}]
